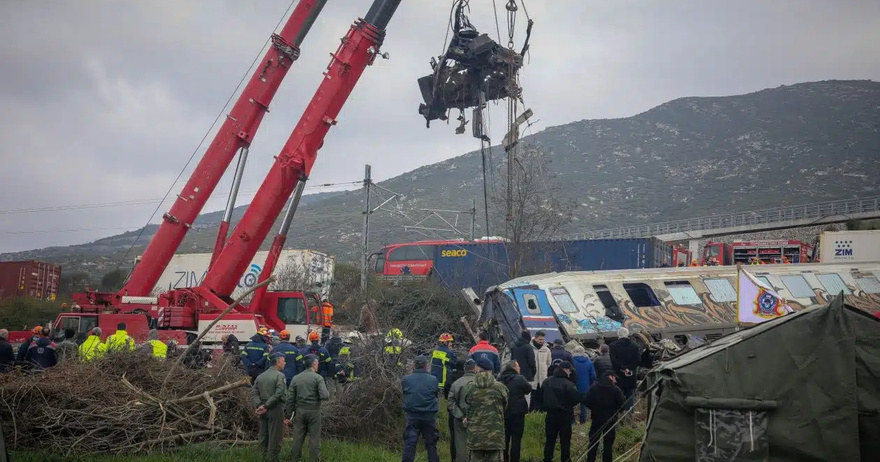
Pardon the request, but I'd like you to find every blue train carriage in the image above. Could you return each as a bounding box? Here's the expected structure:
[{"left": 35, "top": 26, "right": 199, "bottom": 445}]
[{"left": 481, "top": 262, "right": 880, "bottom": 349}]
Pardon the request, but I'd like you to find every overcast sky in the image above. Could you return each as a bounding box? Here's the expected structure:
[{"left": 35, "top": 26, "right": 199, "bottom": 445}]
[{"left": 1, "top": 0, "right": 878, "bottom": 254}]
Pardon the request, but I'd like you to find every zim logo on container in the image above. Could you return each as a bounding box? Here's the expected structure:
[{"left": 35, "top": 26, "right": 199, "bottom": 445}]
[
  {"left": 440, "top": 249, "right": 468, "bottom": 257},
  {"left": 834, "top": 240, "right": 854, "bottom": 258}
]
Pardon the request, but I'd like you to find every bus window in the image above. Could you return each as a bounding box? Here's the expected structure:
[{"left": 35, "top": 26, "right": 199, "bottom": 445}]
[
  {"left": 592, "top": 285, "right": 625, "bottom": 322},
  {"left": 623, "top": 283, "right": 660, "bottom": 308},
  {"left": 277, "top": 297, "right": 307, "bottom": 325}
]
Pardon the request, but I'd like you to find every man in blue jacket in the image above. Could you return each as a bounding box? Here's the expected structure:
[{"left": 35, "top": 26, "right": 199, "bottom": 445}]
[
  {"left": 572, "top": 346, "right": 597, "bottom": 424},
  {"left": 401, "top": 355, "right": 440, "bottom": 462},
  {"left": 241, "top": 329, "right": 271, "bottom": 383},
  {"left": 272, "top": 330, "right": 302, "bottom": 385}
]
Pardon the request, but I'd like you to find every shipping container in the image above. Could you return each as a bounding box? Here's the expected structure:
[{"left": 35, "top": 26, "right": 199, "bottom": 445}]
[
  {"left": 817, "top": 230, "right": 880, "bottom": 263},
  {"left": 143, "top": 249, "right": 335, "bottom": 300},
  {"left": 0, "top": 260, "right": 61, "bottom": 301},
  {"left": 429, "top": 238, "right": 673, "bottom": 293}
]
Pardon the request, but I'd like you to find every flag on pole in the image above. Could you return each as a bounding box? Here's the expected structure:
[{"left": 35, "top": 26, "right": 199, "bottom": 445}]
[{"left": 737, "top": 266, "right": 793, "bottom": 324}]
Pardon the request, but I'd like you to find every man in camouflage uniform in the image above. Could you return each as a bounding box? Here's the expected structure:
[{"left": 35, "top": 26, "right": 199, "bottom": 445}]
[{"left": 464, "top": 358, "right": 509, "bottom": 462}]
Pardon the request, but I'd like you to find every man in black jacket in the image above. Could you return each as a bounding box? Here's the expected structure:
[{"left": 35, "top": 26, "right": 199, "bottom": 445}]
[
  {"left": 593, "top": 344, "right": 614, "bottom": 379},
  {"left": 583, "top": 371, "right": 626, "bottom": 462},
  {"left": 541, "top": 361, "right": 580, "bottom": 462},
  {"left": 497, "top": 360, "right": 531, "bottom": 462},
  {"left": 0, "top": 329, "right": 14, "bottom": 373},
  {"left": 608, "top": 328, "right": 640, "bottom": 411},
  {"left": 510, "top": 331, "right": 536, "bottom": 383}
]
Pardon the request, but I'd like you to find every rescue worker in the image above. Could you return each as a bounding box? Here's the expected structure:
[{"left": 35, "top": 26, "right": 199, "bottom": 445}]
[
  {"left": 384, "top": 328, "right": 405, "bottom": 367},
  {"left": 285, "top": 354, "right": 330, "bottom": 462},
  {"left": 271, "top": 330, "right": 301, "bottom": 385},
  {"left": 319, "top": 299, "right": 334, "bottom": 344},
  {"left": 79, "top": 327, "right": 106, "bottom": 361},
  {"left": 468, "top": 331, "right": 501, "bottom": 375},
  {"left": 0, "top": 329, "right": 14, "bottom": 373},
  {"left": 105, "top": 322, "right": 135, "bottom": 353},
  {"left": 542, "top": 361, "right": 580, "bottom": 462},
  {"left": 689, "top": 259, "right": 699, "bottom": 267},
  {"left": 251, "top": 352, "right": 287, "bottom": 462},
  {"left": 463, "top": 357, "right": 509, "bottom": 462},
  {"left": 56, "top": 328, "right": 79, "bottom": 363},
  {"left": 145, "top": 329, "right": 168, "bottom": 359},
  {"left": 449, "top": 359, "right": 477, "bottom": 462},
  {"left": 497, "top": 360, "right": 531, "bottom": 462},
  {"left": 401, "top": 355, "right": 440, "bottom": 462},
  {"left": 16, "top": 327, "right": 43, "bottom": 362},
  {"left": 334, "top": 342, "right": 355, "bottom": 386},
  {"left": 242, "top": 328, "right": 272, "bottom": 382},
  {"left": 431, "top": 333, "right": 458, "bottom": 390},
  {"left": 302, "top": 331, "right": 333, "bottom": 387},
  {"left": 25, "top": 328, "right": 57, "bottom": 369},
  {"left": 222, "top": 334, "right": 241, "bottom": 366}
]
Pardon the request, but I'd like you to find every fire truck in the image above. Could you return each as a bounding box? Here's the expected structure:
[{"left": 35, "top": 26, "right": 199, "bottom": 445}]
[
  {"left": 701, "top": 240, "right": 814, "bottom": 266},
  {"left": 36, "top": 0, "right": 403, "bottom": 346}
]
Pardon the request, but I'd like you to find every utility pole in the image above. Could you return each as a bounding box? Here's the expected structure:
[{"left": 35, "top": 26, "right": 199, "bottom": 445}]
[
  {"left": 471, "top": 198, "right": 476, "bottom": 241},
  {"left": 360, "top": 164, "right": 372, "bottom": 292}
]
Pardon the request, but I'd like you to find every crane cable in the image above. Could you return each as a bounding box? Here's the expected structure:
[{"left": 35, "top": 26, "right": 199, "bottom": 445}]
[{"left": 113, "top": 0, "right": 300, "bottom": 274}]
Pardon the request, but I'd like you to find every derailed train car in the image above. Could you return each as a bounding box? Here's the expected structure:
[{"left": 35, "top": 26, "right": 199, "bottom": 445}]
[{"left": 479, "top": 262, "right": 880, "bottom": 348}]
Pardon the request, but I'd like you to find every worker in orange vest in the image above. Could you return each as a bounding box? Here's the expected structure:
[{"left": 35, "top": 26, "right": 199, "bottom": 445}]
[
  {"left": 689, "top": 259, "right": 699, "bottom": 267},
  {"left": 320, "top": 300, "right": 334, "bottom": 344}
]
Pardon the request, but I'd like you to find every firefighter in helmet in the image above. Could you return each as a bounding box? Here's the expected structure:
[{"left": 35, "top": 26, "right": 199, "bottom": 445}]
[
  {"left": 242, "top": 327, "right": 272, "bottom": 383},
  {"left": 430, "top": 333, "right": 457, "bottom": 389}
]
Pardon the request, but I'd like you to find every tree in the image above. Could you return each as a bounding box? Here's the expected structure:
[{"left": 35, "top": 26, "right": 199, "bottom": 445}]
[
  {"left": 58, "top": 271, "right": 94, "bottom": 297},
  {"left": 99, "top": 269, "right": 127, "bottom": 292},
  {"left": 490, "top": 144, "right": 575, "bottom": 278}
]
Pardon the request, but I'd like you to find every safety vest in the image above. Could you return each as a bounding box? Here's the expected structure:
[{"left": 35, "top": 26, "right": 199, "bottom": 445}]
[
  {"left": 321, "top": 303, "right": 334, "bottom": 327},
  {"left": 431, "top": 349, "right": 451, "bottom": 387},
  {"left": 79, "top": 335, "right": 106, "bottom": 361},
  {"left": 105, "top": 330, "right": 136, "bottom": 352},
  {"left": 148, "top": 339, "right": 168, "bottom": 358}
]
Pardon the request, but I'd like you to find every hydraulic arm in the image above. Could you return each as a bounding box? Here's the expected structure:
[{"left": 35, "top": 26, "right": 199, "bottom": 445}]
[
  {"left": 117, "top": 0, "right": 327, "bottom": 298},
  {"left": 201, "top": 0, "right": 402, "bottom": 300}
]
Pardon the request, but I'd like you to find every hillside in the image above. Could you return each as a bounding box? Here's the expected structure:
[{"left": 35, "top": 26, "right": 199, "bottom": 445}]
[{"left": 4, "top": 80, "right": 879, "bottom": 277}]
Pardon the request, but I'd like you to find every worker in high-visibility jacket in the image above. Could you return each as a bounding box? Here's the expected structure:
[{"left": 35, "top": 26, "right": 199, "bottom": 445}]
[
  {"left": 320, "top": 300, "right": 334, "bottom": 344},
  {"left": 105, "top": 323, "right": 136, "bottom": 353},
  {"left": 430, "top": 333, "right": 457, "bottom": 389},
  {"left": 383, "top": 328, "right": 404, "bottom": 367},
  {"left": 145, "top": 329, "right": 168, "bottom": 359},
  {"left": 79, "top": 327, "right": 107, "bottom": 361}
]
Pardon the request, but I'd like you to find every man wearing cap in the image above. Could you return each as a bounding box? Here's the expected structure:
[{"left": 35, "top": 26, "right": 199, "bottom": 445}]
[
  {"left": 448, "top": 359, "right": 477, "bottom": 462},
  {"left": 401, "top": 355, "right": 440, "bottom": 462},
  {"left": 542, "top": 360, "right": 581, "bottom": 462},
  {"left": 286, "top": 354, "right": 330, "bottom": 462},
  {"left": 272, "top": 330, "right": 301, "bottom": 385},
  {"left": 463, "top": 357, "right": 508, "bottom": 462},
  {"left": 251, "top": 352, "right": 287, "bottom": 462}
]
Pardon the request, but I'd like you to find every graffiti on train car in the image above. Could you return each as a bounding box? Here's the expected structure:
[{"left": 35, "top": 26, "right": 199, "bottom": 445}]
[
  {"left": 620, "top": 291, "right": 737, "bottom": 332},
  {"left": 812, "top": 288, "right": 880, "bottom": 313}
]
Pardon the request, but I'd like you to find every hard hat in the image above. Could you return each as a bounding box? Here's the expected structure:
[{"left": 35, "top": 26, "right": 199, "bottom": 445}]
[
  {"left": 32, "top": 326, "right": 42, "bottom": 335},
  {"left": 348, "top": 331, "right": 359, "bottom": 340},
  {"left": 438, "top": 333, "right": 453, "bottom": 343},
  {"left": 386, "top": 328, "right": 403, "bottom": 340},
  {"left": 308, "top": 331, "right": 320, "bottom": 342},
  {"left": 279, "top": 330, "right": 291, "bottom": 340},
  {"left": 258, "top": 327, "right": 269, "bottom": 336}
]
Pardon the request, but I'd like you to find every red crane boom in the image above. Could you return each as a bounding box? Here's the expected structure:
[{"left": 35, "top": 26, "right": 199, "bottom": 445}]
[
  {"left": 201, "top": 0, "right": 401, "bottom": 300},
  {"left": 118, "top": 0, "right": 327, "bottom": 299}
]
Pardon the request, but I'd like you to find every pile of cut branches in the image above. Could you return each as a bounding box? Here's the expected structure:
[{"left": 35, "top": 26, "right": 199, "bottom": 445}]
[{"left": 0, "top": 352, "right": 257, "bottom": 455}]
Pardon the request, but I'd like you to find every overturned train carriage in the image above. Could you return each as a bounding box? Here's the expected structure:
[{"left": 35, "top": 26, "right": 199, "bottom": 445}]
[{"left": 479, "top": 262, "right": 880, "bottom": 348}]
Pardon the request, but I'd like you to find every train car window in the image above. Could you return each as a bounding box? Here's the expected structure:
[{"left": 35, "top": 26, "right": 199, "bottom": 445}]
[
  {"left": 704, "top": 278, "right": 736, "bottom": 303},
  {"left": 756, "top": 276, "right": 772, "bottom": 288},
  {"left": 549, "top": 287, "right": 579, "bottom": 313},
  {"left": 856, "top": 276, "right": 880, "bottom": 294},
  {"left": 592, "top": 285, "right": 625, "bottom": 322},
  {"left": 664, "top": 281, "right": 703, "bottom": 306},
  {"left": 623, "top": 283, "right": 660, "bottom": 308},
  {"left": 780, "top": 275, "right": 815, "bottom": 298},
  {"left": 816, "top": 274, "right": 851, "bottom": 295},
  {"left": 523, "top": 293, "right": 542, "bottom": 315}
]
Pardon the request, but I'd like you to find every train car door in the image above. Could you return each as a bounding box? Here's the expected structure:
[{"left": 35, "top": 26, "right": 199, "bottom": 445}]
[{"left": 510, "top": 288, "right": 563, "bottom": 344}]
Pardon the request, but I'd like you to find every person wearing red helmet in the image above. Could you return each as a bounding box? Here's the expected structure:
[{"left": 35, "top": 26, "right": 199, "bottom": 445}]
[
  {"left": 273, "top": 330, "right": 302, "bottom": 385},
  {"left": 300, "top": 331, "right": 332, "bottom": 383},
  {"left": 431, "top": 333, "right": 458, "bottom": 390}
]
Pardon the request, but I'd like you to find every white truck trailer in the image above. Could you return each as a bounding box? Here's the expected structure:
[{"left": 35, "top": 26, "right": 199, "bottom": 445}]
[{"left": 817, "top": 230, "right": 880, "bottom": 263}]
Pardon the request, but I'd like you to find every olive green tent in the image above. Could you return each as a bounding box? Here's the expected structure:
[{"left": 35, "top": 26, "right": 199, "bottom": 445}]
[{"left": 639, "top": 295, "right": 880, "bottom": 462}]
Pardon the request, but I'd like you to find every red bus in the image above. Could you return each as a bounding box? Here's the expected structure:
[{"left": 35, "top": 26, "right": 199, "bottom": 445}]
[{"left": 372, "top": 238, "right": 505, "bottom": 279}]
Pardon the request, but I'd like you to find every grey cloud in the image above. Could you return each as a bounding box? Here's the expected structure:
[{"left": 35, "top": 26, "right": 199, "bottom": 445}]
[{"left": 0, "top": 0, "right": 878, "bottom": 253}]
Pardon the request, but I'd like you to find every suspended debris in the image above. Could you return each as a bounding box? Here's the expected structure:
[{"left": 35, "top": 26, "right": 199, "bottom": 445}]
[{"left": 417, "top": 0, "right": 532, "bottom": 130}]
